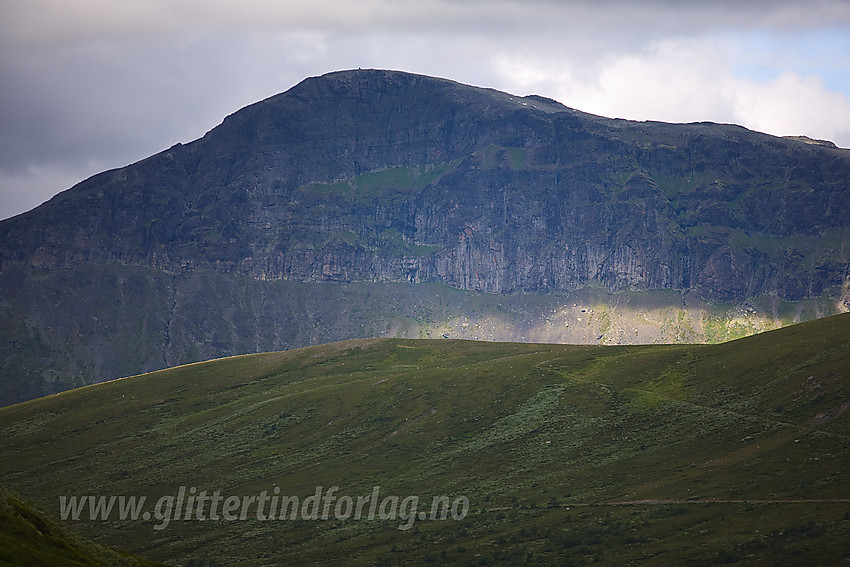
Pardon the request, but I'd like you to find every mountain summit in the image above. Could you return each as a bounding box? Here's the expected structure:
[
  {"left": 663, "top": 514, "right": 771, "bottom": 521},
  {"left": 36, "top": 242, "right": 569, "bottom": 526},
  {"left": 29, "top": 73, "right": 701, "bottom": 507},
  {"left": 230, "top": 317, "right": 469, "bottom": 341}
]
[
  {"left": 1, "top": 69, "right": 849, "bottom": 404},
  {"left": 2, "top": 69, "right": 849, "bottom": 298}
]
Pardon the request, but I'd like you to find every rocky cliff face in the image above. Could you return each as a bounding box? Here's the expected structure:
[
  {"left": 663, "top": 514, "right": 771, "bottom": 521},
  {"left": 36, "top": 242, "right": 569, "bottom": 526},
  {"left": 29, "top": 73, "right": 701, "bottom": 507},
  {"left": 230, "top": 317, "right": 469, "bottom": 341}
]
[
  {"left": 3, "top": 69, "right": 849, "bottom": 300},
  {"left": 1, "top": 69, "right": 849, "bottom": 405}
]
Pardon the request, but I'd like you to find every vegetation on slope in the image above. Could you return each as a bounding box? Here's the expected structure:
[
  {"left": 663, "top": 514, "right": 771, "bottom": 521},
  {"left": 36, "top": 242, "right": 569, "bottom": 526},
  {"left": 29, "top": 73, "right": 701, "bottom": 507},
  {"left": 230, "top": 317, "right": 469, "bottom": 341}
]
[
  {"left": 0, "top": 314, "right": 848, "bottom": 565},
  {"left": 0, "top": 485, "right": 169, "bottom": 567}
]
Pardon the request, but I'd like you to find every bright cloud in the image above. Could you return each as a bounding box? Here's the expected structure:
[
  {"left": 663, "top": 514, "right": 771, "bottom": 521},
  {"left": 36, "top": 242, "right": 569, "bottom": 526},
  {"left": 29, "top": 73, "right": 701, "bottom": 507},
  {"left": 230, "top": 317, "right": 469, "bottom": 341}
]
[
  {"left": 493, "top": 36, "right": 850, "bottom": 147},
  {"left": 730, "top": 71, "right": 850, "bottom": 143}
]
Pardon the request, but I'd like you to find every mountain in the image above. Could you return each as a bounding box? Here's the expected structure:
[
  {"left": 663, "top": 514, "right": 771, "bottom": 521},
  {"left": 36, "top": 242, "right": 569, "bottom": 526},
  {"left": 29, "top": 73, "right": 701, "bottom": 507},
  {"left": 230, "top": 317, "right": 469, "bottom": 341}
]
[
  {"left": 1, "top": 313, "right": 848, "bottom": 565},
  {"left": 1, "top": 69, "right": 849, "bottom": 405}
]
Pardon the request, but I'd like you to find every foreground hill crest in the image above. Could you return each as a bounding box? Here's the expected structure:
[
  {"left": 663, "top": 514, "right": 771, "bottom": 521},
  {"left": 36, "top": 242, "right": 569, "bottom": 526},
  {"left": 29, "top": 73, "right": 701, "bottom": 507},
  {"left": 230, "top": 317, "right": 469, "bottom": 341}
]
[{"left": 1, "top": 313, "right": 849, "bottom": 565}]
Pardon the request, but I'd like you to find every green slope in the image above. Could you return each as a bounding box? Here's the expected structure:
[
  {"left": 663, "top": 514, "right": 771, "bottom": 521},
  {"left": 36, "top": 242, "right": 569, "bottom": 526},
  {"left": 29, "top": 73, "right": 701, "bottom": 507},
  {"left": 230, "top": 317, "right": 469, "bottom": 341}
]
[
  {"left": 0, "top": 485, "right": 169, "bottom": 567},
  {"left": 1, "top": 314, "right": 849, "bottom": 565}
]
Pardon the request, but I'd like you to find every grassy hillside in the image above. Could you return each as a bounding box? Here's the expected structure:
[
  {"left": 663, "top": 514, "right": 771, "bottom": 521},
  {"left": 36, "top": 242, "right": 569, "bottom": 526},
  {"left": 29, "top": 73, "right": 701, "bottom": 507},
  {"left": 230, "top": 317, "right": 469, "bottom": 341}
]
[
  {"left": 0, "top": 484, "right": 169, "bottom": 567},
  {"left": 1, "top": 314, "right": 849, "bottom": 565}
]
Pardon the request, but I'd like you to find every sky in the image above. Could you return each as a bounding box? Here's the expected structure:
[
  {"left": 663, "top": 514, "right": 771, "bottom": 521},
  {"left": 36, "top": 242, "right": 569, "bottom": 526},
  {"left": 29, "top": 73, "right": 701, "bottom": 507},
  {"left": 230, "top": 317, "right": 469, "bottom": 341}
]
[{"left": 1, "top": 0, "right": 849, "bottom": 220}]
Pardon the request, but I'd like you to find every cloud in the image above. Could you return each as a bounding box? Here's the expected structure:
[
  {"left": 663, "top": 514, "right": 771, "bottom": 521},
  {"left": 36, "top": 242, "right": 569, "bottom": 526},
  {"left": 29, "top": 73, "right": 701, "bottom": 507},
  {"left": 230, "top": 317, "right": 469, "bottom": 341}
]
[
  {"left": 730, "top": 71, "right": 850, "bottom": 144},
  {"left": 4, "top": 0, "right": 849, "bottom": 43},
  {"left": 492, "top": 36, "right": 850, "bottom": 148},
  {"left": 493, "top": 39, "right": 733, "bottom": 123}
]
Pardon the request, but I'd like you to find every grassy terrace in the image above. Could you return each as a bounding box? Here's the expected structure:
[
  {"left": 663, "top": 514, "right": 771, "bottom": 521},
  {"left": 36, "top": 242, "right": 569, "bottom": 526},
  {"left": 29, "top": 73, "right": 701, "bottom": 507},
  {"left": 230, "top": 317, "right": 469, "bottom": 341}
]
[{"left": 1, "top": 314, "right": 849, "bottom": 565}]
